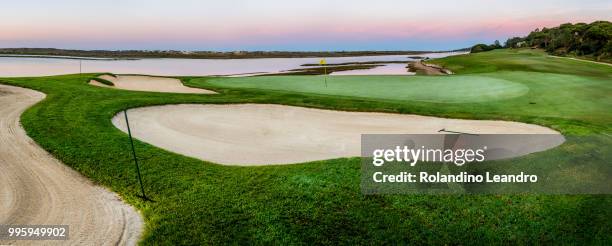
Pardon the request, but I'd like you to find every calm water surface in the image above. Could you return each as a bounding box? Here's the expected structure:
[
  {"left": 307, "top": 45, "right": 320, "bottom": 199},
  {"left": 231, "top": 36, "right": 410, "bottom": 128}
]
[{"left": 0, "top": 52, "right": 462, "bottom": 77}]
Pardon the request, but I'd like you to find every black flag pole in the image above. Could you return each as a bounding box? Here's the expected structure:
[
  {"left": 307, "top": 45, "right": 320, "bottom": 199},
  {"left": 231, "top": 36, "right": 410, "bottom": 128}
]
[
  {"left": 438, "top": 128, "right": 478, "bottom": 136},
  {"left": 324, "top": 65, "right": 328, "bottom": 88},
  {"left": 124, "top": 109, "right": 148, "bottom": 200}
]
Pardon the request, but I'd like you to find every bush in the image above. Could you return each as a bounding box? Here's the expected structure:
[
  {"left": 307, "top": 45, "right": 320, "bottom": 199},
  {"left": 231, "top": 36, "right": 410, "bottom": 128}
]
[{"left": 470, "top": 43, "right": 497, "bottom": 53}]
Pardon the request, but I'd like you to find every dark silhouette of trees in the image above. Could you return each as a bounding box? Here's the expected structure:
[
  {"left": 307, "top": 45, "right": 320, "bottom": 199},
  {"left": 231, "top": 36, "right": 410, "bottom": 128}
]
[{"left": 504, "top": 21, "right": 611, "bottom": 61}]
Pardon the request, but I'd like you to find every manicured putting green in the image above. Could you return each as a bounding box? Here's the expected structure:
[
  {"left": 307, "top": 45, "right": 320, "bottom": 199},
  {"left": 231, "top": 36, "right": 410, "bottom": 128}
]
[{"left": 206, "top": 74, "right": 529, "bottom": 103}]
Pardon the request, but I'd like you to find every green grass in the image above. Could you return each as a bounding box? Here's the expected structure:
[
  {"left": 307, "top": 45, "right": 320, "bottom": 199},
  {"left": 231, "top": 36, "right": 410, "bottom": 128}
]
[
  {"left": 205, "top": 74, "right": 530, "bottom": 103},
  {"left": 200, "top": 49, "right": 611, "bottom": 108},
  {"left": 429, "top": 49, "right": 612, "bottom": 77},
  {"left": 0, "top": 48, "right": 610, "bottom": 244},
  {"left": 90, "top": 76, "right": 114, "bottom": 86},
  {"left": 98, "top": 72, "right": 117, "bottom": 78}
]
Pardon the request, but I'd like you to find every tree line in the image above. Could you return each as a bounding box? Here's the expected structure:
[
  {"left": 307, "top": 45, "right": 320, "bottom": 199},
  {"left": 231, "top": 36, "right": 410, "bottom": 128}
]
[{"left": 472, "top": 21, "right": 611, "bottom": 61}]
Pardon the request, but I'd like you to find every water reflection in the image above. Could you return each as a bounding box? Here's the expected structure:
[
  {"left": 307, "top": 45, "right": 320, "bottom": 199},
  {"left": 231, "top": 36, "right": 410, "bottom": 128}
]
[{"left": 0, "top": 52, "right": 463, "bottom": 77}]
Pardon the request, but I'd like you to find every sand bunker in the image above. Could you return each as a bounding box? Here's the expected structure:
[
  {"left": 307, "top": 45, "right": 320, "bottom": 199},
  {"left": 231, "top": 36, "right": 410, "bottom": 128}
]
[
  {"left": 90, "top": 75, "right": 217, "bottom": 94},
  {"left": 112, "top": 104, "right": 564, "bottom": 165},
  {"left": 0, "top": 84, "right": 142, "bottom": 245}
]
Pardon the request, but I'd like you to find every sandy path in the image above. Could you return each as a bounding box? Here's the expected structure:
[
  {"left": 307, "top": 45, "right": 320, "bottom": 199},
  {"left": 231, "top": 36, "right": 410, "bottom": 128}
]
[
  {"left": 548, "top": 55, "right": 612, "bottom": 67},
  {"left": 0, "top": 84, "right": 142, "bottom": 245},
  {"left": 112, "top": 104, "right": 564, "bottom": 165},
  {"left": 90, "top": 75, "right": 217, "bottom": 94}
]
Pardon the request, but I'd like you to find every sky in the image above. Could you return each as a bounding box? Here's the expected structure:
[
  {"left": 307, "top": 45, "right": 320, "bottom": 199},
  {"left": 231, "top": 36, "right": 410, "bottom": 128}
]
[{"left": 1, "top": 0, "right": 610, "bottom": 51}]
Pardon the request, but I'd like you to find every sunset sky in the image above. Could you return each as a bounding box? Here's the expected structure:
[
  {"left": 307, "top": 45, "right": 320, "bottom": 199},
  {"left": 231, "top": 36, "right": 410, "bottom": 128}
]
[{"left": 1, "top": 0, "right": 610, "bottom": 51}]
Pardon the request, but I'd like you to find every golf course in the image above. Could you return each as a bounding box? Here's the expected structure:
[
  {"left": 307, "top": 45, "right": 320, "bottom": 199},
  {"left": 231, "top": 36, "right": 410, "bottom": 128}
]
[{"left": 1, "top": 48, "right": 610, "bottom": 244}]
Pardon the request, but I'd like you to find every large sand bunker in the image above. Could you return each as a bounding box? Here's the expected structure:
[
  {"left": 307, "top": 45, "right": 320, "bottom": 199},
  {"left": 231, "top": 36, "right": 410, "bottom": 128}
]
[
  {"left": 112, "top": 104, "right": 564, "bottom": 165},
  {"left": 0, "top": 84, "right": 142, "bottom": 245},
  {"left": 90, "top": 75, "right": 217, "bottom": 94}
]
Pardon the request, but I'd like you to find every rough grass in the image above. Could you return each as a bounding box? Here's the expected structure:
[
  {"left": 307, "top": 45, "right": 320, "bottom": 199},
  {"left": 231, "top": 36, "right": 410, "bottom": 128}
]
[
  {"left": 98, "top": 72, "right": 117, "bottom": 78},
  {"left": 90, "top": 76, "right": 115, "bottom": 86},
  {"left": 428, "top": 49, "right": 612, "bottom": 77},
  {"left": 0, "top": 48, "right": 610, "bottom": 244}
]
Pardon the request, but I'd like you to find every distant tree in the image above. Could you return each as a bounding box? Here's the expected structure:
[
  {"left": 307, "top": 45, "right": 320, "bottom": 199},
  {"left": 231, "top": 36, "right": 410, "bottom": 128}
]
[
  {"left": 470, "top": 44, "right": 486, "bottom": 53},
  {"left": 602, "top": 42, "right": 612, "bottom": 60},
  {"left": 508, "top": 21, "right": 611, "bottom": 60},
  {"left": 493, "top": 40, "right": 502, "bottom": 48},
  {"left": 470, "top": 43, "right": 498, "bottom": 53},
  {"left": 505, "top": 37, "right": 524, "bottom": 48}
]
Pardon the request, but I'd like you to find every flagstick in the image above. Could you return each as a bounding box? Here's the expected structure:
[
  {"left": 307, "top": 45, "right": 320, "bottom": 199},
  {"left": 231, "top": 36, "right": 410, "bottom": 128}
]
[
  {"left": 124, "top": 109, "right": 148, "bottom": 200},
  {"left": 324, "top": 65, "right": 327, "bottom": 88}
]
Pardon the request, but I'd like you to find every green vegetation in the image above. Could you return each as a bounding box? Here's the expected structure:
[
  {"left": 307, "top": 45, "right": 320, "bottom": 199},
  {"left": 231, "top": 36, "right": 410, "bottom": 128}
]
[
  {"left": 206, "top": 74, "right": 529, "bottom": 103},
  {"left": 505, "top": 21, "right": 611, "bottom": 62},
  {"left": 429, "top": 49, "right": 611, "bottom": 78},
  {"left": 470, "top": 40, "right": 502, "bottom": 53},
  {"left": 203, "top": 49, "right": 611, "bottom": 117},
  {"left": 98, "top": 72, "right": 117, "bottom": 78},
  {"left": 0, "top": 48, "right": 610, "bottom": 244},
  {"left": 90, "top": 77, "right": 114, "bottom": 86}
]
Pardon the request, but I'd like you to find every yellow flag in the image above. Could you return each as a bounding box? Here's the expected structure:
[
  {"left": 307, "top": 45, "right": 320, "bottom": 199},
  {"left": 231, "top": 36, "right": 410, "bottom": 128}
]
[{"left": 319, "top": 59, "right": 326, "bottom": 65}]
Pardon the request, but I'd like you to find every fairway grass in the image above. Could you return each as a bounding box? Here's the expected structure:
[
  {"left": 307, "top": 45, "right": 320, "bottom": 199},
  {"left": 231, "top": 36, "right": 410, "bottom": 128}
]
[
  {"left": 429, "top": 49, "right": 612, "bottom": 77},
  {"left": 0, "top": 48, "right": 610, "bottom": 244},
  {"left": 200, "top": 49, "right": 611, "bottom": 107}
]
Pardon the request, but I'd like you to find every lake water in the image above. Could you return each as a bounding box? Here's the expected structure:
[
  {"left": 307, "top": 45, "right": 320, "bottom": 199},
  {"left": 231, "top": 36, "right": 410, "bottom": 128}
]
[
  {"left": 0, "top": 52, "right": 463, "bottom": 77},
  {"left": 330, "top": 63, "right": 416, "bottom": 75}
]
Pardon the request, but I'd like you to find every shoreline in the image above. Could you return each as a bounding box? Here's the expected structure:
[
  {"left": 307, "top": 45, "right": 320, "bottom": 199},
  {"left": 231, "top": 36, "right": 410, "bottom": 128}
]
[
  {"left": 407, "top": 60, "right": 453, "bottom": 75},
  {"left": 0, "top": 48, "right": 468, "bottom": 60},
  {"left": 0, "top": 54, "right": 137, "bottom": 61}
]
